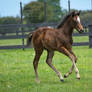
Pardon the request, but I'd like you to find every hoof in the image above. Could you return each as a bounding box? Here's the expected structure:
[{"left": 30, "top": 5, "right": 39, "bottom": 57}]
[
  {"left": 36, "top": 79, "right": 40, "bottom": 83},
  {"left": 77, "top": 77, "right": 80, "bottom": 80},
  {"left": 60, "top": 79, "right": 64, "bottom": 82},
  {"left": 64, "top": 75, "right": 67, "bottom": 78}
]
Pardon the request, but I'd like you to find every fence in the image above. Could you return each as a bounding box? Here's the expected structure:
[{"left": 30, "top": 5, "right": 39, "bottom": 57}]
[
  {"left": 0, "top": 23, "right": 57, "bottom": 50},
  {"left": 0, "top": 1, "right": 92, "bottom": 50},
  {"left": 0, "top": 23, "right": 92, "bottom": 50},
  {"left": 89, "top": 24, "right": 92, "bottom": 48}
]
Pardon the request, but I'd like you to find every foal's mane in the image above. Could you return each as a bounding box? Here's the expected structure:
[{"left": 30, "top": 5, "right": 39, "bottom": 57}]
[{"left": 56, "top": 12, "right": 72, "bottom": 29}]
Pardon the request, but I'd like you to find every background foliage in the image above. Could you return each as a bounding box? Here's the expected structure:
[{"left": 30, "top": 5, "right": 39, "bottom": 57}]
[
  {"left": 23, "top": 1, "right": 54, "bottom": 23},
  {"left": 0, "top": 0, "right": 92, "bottom": 24},
  {"left": 0, "top": 17, "right": 20, "bottom": 24}
]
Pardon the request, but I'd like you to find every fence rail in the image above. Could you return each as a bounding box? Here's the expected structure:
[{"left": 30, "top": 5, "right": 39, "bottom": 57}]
[
  {"left": 0, "top": 23, "right": 92, "bottom": 50},
  {"left": 0, "top": 32, "right": 89, "bottom": 39}
]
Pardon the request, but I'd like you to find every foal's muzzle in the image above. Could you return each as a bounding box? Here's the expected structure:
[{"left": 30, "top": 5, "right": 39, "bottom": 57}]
[{"left": 79, "top": 30, "right": 84, "bottom": 33}]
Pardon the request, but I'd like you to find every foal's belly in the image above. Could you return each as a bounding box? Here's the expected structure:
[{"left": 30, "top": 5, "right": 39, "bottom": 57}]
[{"left": 42, "top": 36, "right": 57, "bottom": 50}]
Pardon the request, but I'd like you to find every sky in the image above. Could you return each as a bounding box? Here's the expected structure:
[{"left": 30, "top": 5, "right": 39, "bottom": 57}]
[{"left": 0, "top": 0, "right": 91, "bottom": 17}]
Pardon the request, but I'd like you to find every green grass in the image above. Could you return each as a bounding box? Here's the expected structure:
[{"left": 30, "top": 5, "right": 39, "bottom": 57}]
[
  {"left": 0, "top": 39, "right": 27, "bottom": 46},
  {"left": 0, "top": 46, "right": 92, "bottom": 92},
  {"left": 73, "top": 36, "right": 89, "bottom": 42}
]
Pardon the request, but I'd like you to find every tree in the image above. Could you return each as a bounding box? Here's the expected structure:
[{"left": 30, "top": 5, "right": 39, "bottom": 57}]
[
  {"left": 80, "top": 11, "right": 92, "bottom": 24},
  {"left": 0, "top": 17, "right": 20, "bottom": 24},
  {"left": 38, "top": 0, "right": 63, "bottom": 22},
  {"left": 23, "top": 1, "right": 53, "bottom": 23}
]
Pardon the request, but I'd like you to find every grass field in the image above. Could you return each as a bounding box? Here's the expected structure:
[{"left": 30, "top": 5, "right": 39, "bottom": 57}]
[{"left": 0, "top": 46, "right": 92, "bottom": 92}]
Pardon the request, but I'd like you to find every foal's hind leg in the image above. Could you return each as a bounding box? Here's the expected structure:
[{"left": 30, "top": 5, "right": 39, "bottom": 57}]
[
  {"left": 46, "top": 51, "right": 64, "bottom": 82},
  {"left": 33, "top": 49, "right": 43, "bottom": 83}
]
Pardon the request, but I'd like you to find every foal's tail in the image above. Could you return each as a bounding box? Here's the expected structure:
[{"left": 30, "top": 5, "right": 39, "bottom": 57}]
[{"left": 27, "top": 32, "right": 33, "bottom": 47}]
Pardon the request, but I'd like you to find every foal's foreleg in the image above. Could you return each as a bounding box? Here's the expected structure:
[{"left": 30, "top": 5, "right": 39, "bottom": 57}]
[
  {"left": 64, "top": 64, "right": 74, "bottom": 78},
  {"left": 59, "top": 47, "right": 80, "bottom": 79},
  {"left": 46, "top": 51, "right": 64, "bottom": 82},
  {"left": 71, "top": 56, "right": 80, "bottom": 79},
  {"left": 64, "top": 52, "right": 77, "bottom": 78}
]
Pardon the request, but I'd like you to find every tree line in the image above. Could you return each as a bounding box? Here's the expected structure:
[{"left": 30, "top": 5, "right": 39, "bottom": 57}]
[{"left": 0, "top": 0, "right": 92, "bottom": 25}]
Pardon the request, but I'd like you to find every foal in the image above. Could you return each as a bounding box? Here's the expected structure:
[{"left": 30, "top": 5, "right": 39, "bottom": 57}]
[{"left": 27, "top": 11, "right": 84, "bottom": 83}]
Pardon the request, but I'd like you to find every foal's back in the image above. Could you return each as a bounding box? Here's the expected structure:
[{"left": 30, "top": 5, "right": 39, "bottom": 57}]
[{"left": 32, "top": 27, "right": 66, "bottom": 50}]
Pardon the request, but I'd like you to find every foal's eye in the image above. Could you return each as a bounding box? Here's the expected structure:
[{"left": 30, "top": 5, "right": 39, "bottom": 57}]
[{"left": 73, "top": 20, "right": 78, "bottom": 25}]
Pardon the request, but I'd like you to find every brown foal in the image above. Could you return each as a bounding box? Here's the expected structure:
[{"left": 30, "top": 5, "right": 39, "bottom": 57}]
[{"left": 27, "top": 11, "right": 84, "bottom": 83}]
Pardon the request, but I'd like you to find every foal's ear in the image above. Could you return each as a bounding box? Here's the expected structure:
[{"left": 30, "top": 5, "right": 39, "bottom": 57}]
[
  {"left": 71, "top": 11, "right": 76, "bottom": 17},
  {"left": 77, "top": 11, "right": 81, "bottom": 16}
]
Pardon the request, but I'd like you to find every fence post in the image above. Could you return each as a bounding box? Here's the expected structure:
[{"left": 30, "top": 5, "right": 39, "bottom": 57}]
[
  {"left": 68, "top": 0, "right": 70, "bottom": 13},
  {"left": 88, "top": 24, "right": 92, "bottom": 48},
  {"left": 20, "top": 2, "right": 25, "bottom": 50},
  {"left": 44, "top": 0, "right": 47, "bottom": 23}
]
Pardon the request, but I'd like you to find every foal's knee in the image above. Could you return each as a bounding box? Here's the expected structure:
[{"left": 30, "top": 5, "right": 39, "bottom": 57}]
[
  {"left": 70, "top": 55, "right": 77, "bottom": 63},
  {"left": 75, "top": 56, "right": 77, "bottom": 63},
  {"left": 33, "top": 61, "right": 38, "bottom": 69},
  {"left": 46, "top": 59, "right": 51, "bottom": 66},
  {"left": 46, "top": 59, "right": 49, "bottom": 64}
]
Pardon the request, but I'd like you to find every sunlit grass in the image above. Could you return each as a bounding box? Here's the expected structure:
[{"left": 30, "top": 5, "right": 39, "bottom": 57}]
[
  {"left": 73, "top": 36, "right": 89, "bottom": 42},
  {"left": 0, "top": 39, "right": 27, "bottom": 46}
]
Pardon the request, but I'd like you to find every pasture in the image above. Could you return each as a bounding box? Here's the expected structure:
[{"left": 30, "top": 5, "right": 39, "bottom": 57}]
[
  {"left": 0, "top": 35, "right": 92, "bottom": 92},
  {"left": 0, "top": 45, "right": 92, "bottom": 92},
  {"left": 0, "top": 1, "right": 92, "bottom": 92}
]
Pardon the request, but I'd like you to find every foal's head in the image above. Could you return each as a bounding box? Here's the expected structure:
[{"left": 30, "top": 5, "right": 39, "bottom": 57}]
[
  {"left": 57, "top": 11, "right": 84, "bottom": 33},
  {"left": 70, "top": 11, "right": 84, "bottom": 33}
]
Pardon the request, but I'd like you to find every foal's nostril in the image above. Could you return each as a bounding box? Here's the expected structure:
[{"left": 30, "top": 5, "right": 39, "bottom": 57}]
[
  {"left": 79, "top": 30, "right": 84, "bottom": 33},
  {"left": 81, "top": 30, "right": 84, "bottom": 32}
]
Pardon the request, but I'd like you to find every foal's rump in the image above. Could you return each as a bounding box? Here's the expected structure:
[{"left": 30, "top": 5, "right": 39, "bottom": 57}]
[
  {"left": 33, "top": 27, "right": 56, "bottom": 48},
  {"left": 27, "top": 27, "right": 58, "bottom": 50}
]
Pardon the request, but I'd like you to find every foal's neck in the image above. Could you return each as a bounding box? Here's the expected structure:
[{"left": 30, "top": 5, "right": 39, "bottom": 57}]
[{"left": 59, "top": 22, "right": 74, "bottom": 37}]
